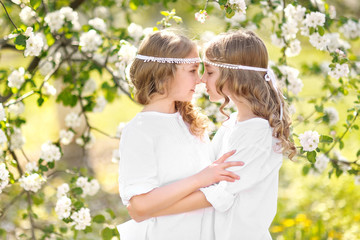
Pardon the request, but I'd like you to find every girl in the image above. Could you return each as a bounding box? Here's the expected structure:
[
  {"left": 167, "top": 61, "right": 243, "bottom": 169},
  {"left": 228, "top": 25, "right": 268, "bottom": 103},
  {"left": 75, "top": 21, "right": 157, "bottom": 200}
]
[
  {"left": 134, "top": 30, "right": 296, "bottom": 240},
  {"left": 117, "top": 30, "right": 243, "bottom": 240}
]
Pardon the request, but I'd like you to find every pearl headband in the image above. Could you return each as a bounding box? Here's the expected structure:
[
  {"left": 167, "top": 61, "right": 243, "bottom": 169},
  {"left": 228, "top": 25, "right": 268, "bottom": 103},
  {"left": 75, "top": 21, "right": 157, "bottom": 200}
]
[
  {"left": 203, "top": 59, "right": 284, "bottom": 120},
  {"left": 136, "top": 54, "right": 201, "bottom": 64}
]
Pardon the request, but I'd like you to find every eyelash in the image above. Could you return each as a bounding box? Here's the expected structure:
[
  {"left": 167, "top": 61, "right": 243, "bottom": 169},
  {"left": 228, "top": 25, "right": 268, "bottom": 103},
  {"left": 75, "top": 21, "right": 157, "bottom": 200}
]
[
  {"left": 207, "top": 72, "right": 213, "bottom": 75},
  {"left": 190, "top": 70, "right": 197, "bottom": 73}
]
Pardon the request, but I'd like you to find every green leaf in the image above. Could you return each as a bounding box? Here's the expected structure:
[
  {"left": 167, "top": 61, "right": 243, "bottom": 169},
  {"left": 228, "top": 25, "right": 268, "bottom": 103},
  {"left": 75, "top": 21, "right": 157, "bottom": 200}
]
[
  {"left": 74, "top": 201, "right": 84, "bottom": 210},
  {"left": 47, "top": 161, "right": 55, "bottom": 169},
  {"left": 15, "top": 35, "right": 27, "bottom": 47},
  {"left": 93, "top": 214, "right": 106, "bottom": 223},
  {"left": 32, "top": 195, "right": 44, "bottom": 205},
  {"left": 318, "top": 26, "right": 325, "bottom": 36},
  {"left": 101, "top": 227, "right": 113, "bottom": 240},
  {"left": 315, "top": 105, "right": 323, "bottom": 112},
  {"left": 60, "top": 227, "right": 68, "bottom": 233},
  {"left": 339, "top": 140, "right": 344, "bottom": 150},
  {"left": 106, "top": 208, "right": 116, "bottom": 219},
  {"left": 71, "top": 187, "right": 83, "bottom": 195},
  {"left": 320, "top": 135, "right": 333, "bottom": 143},
  {"left": 302, "top": 165, "right": 310, "bottom": 175},
  {"left": 84, "top": 226, "right": 92, "bottom": 233},
  {"left": 30, "top": 0, "right": 42, "bottom": 10},
  {"left": 356, "top": 150, "right": 360, "bottom": 158},
  {"left": 39, "top": 165, "right": 48, "bottom": 172},
  {"left": 307, "top": 151, "right": 317, "bottom": 163},
  {"left": 37, "top": 97, "right": 44, "bottom": 107},
  {"left": 43, "top": 224, "right": 55, "bottom": 233},
  {"left": 0, "top": 228, "right": 6, "bottom": 237},
  {"left": 218, "top": 0, "right": 227, "bottom": 5}
]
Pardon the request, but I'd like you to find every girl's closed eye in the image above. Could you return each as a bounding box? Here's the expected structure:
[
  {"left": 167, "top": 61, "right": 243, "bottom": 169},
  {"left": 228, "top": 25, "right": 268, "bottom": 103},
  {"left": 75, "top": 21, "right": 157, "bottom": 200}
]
[
  {"left": 207, "top": 72, "right": 213, "bottom": 75},
  {"left": 190, "top": 69, "right": 197, "bottom": 73}
]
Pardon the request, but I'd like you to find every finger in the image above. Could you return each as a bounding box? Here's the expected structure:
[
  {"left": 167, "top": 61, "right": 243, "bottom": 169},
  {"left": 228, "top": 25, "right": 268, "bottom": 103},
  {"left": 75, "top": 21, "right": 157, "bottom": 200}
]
[
  {"left": 220, "top": 176, "right": 237, "bottom": 182},
  {"left": 214, "top": 150, "right": 236, "bottom": 164},
  {"left": 220, "top": 161, "right": 244, "bottom": 169},
  {"left": 221, "top": 170, "right": 240, "bottom": 180}
]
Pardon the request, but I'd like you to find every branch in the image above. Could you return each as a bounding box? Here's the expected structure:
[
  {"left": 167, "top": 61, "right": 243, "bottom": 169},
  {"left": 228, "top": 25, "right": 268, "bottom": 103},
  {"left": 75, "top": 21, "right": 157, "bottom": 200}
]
[
  {"left": 0, "top": 0, "right": 17, "bottom": 29},
  {"left": 70, "top": 0, "right": 85, "bottom": 9},
  {"left": 26, "top": 192, "right": 36, "bottom": 240},
  {"left": 0, "top": 190, "right": 25, "bottom": 220}
]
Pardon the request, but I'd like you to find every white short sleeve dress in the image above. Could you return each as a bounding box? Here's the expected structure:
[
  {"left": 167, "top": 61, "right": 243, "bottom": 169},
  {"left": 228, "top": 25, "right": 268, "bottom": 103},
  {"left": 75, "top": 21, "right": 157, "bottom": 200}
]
[
  {"left": 201, "top": 113, "right": 283, "bottom": 240},
  {"left": 117, "top": 111, "right": 213, "bottom": 240}
]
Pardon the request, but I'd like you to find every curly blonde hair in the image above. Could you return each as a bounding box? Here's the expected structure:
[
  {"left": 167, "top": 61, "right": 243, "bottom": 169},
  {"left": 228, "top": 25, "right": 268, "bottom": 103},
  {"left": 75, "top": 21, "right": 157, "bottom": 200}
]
[
  {"left": 130, "top": 30, "right": 208, "bottom": 138},
  {"left": 205, "top": 30, "right": 296, "bottom": 159}
]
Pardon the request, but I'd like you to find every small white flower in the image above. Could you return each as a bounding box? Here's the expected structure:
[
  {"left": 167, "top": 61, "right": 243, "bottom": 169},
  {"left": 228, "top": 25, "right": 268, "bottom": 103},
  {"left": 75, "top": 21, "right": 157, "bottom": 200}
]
[
  {"left": 324, "top": 107, "right": 339, "bottom": 126},
  {"left": 60, "top": 7, "right": 78, "bottom": 22},
  {"left": 116, "top": 122, "right": 127, "bottom": 138},
  {"left": 315, "top": 154, "right": 329, "bottom": 173},
  {"left": 94, "top": 6, "right": 109, "bottom": 19},
  {"left": 281, "top": 21, "right": 298, "bottom": 41},
  {"left": 284, "top": 4, "right": 306, "bottom": 23},
  {"left": 56, "top": 183, "right": 70, "bottom": 198},
  {"left": 79, "top": 30, "right": 103, "bottom": 52},
  {"left": 8, "top": 68, "right": 25, "bottom": 89},
  {"left": 127, "top": 23, "right": 143, "bottom": 41},
  {"left": 118, "top": 40, "right": 137, "bottom": 65},
  {"left": 0, "top": 129, "right": 7, "bottom": 147},
  {"left": 288, "top": 104, "right": 296, "bottom": 115},
  {"left": 19, "top": 173, "right": 46, "bottom": 192},
  {"left": 20, "top": 6, "right": 36, "bottom": 25},
  {"left": 65, "top": 112, "right": 81, "bottom": 129},
  {"left": 8, "top": 101, "right": 25, "bottom": 116},
  {"left": 309, "top": 33, "right": 329, "bottom": 51},
  {"left": 76, "top": 132, "right": 95, "bottom": 149},
  {"left": 285, "top": 39, "right": 301, "bottom": 57},
  {"left": 40, "top": 142, "right": 61, "bottom": 162},
  {"left": 71, "top": 207, "right": 91, "bottom": 230},
  {"left": 25, "top": 161, "right": 38, "bottom": 173},
  {"left": 45, "top": 11, "right": 65, "bottom": 32},
  {"left": 303, "top": 11, "right": 326, "bottom": 28},
  {"left": 55, "top": 195, "right": 72, "bottom": 219},
  {"left": 328, "top": 63, "right": 349, "bottom": 80},
  {"left": 10, "top": 128, "right": 25, "bottom": 150},
  {"left": 82, "top": 78, "right": 97, "bottom": 96},
  {"left": 339, "top": 20, "right": 360, "bottom": 39},
  {"left": 278, "top": 65, "right": 303, "bottom": 95},
  {"left": 143, "top": 27, "right": 155, "bottom": 37},
  {"left": 271, "top": 34, "right": 285, "bottom": 48},
  {"left": 59, "top": 130, "right": 74, "bottom": 145},
  {"left": 92, "top": 96, "right": 107, "bottom": 113},
  {"left": 39, "top": 61, "right": 54, "bottom": 76},
  {"left": 0, "top": 163, "right": 10, "bottom": 194},
  {"left": 88, "top": 17, "right": 107, "bottom": 32},
  {"left": 0, "top": 104, "right": 6, "bottom": 121},
  {"left": 195, "top": 10, "right": 208, "bottom": 24},
  {"left": 43, "top": 82, "right": 57, "bottom": 96},
  {"left": 228, "top": 0, "right": 247, "bottom": 14},
  {"left": 325, "top": 33, "right": 350, "bottom": 53},
  {"left": 299, "top": 130, "right": 320, "bottom": 152}
]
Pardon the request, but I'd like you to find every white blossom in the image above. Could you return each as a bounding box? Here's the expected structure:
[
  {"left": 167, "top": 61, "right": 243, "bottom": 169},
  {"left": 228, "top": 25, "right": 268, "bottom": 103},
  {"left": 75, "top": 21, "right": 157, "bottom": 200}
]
[
  {"left": 94, "top": 6, "right": 110, "bottom": 19},
  {"left": 11, "top": 0, "right": 29, "bottom": 4},
  {"left": 281, "top": 21, "right": 298, "bottom": 40},
  {"left": 0, "top": 129, "right": 7, "bottom": 147},
  {"left": 43, "top": 82, "right": 57, "bottom": 96},
  {"left": 93, "top": 96, "right": 107, "bottom": 112},
  {"left": 89, "top": 17, "right": 107, "bottom": 32},
  {"left": 20, "top": 6, "right": 36, "bottom": 25},
  {"left": 0, "top": 163, "right": 10, "bottom": 194},
  {"left": 127, "top": 23, "right": 143, "bottom": 41},
  {"left": 25, "top": 32, "right": 44, "bottom": 57},
  {"left": 195, "top": 10, "right": 208, "bottom": 24},
  {"left": 39, "top": 61, "right": 54, "bottom": 76},
  {"left": 339, "top": 20, "right": 360, "bottom": 39},
  {"left": 82, "top": 78, "right": 97, "bottom": 96},
  {"left": 25, "top": 161, "right": 38, "bottom": 173},
  {"left": 40, "top": 142, "right": 61, "bottom": 162},
  {"left": 79, "top": 30, "right": 103, "bottom": 52},
  {"left": 71, "top": 207, "right": 91, "bottom": 230},
  {"left": 8, "top": 101, "right": 25, "bottom": 116},
  {"left": 55, "top": 196, "right": 72, "bottom": 219},
  {"left": 228, "top": 0, "right": 247, "bottom": 14},
  {"left": 329, "top": 5, "right": 336, "bottom": 19},
  {"left": 315, "top": 154, "right": 329, "bottom": 173},
  {"left": 118, "top": 40, "right": 137, "bottom": 65},
  {"left": 278, "top": 65, "right": 303, "bottom": 95},
  {"left": 76, "top": 177, "right": 100, "bottom": 196},
  {"left": 271, "top": 34, "right": 285, "bottom": 48},
  {"left": 288, "top": 104, "right": 296, "bottom": 115},
  {"left": 299, "top": 130, "right": 320, "bottom": 152},
  {"left": 303, "top": 12, "right": 326, "bottom": 28},
  {"left": 10, "top": 128, "right": 25, "bottom": 150},
  {"left": 324, "top": 107, "right": 339, "bottom": 126},
  {"left": 285, "top": 39, "right": 301, "bottom": 57},
  {"left": 8, "top": 68, "right": 25, "bottom": 89},
  {"left": 328, "top": 63, "right": 349, "bottom": 80},
  {"left": 76, "top": 132, "right": 95, "bottom": 149},
  {"left": 60, "top": 7, "right": 78, "bottom": 23},
  {"left": 284, "top": 4, "right": 306, "bottom": 23},
  {"left": 19, "top": 173, "right": 46, "bottom": 192},
  {"left": 116, "top": 122, "right": 127, "bottom": 138},
  {"left": 59, "top": 130, "right": 74, "bottom": 145},
  {"left": 65, "top": 112, "right": 81, "bottom": 129},
  {"left": 56, "top": 183, "right": 70, "bottom": 198},
  {"left": 325, "top": 33, "right": 350, "bottom": 52},
  {"left": 310, "top": 0, "right": 325, "bottom": 12},
  {"left": 309, "top": 33, "right": 329, "bottom": 51},
  {"left": 45, "top": 11, "right": 65, "bottom": 32},
  {"left": 225, "top": 12, "right": 246, "bottom": 27},
  {"left": 0, "top": 104, "right": 6, "bottom": 121}
]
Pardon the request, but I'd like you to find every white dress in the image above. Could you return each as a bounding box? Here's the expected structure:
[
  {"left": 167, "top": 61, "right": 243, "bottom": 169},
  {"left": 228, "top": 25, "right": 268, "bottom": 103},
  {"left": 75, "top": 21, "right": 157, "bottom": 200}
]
[
  {"left": 201, "top": 113, "right": 283, "bottom": 240},
  {"left": 117, "top": 111, "right": 213, "bottom": 240}
]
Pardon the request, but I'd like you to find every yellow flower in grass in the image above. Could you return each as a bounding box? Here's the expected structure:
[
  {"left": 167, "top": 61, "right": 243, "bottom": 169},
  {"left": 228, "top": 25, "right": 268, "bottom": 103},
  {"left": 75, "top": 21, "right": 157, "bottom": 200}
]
[
  {"left": 295, "top": 213, "right": 308, "bottom": 223},
  {"left": 282, "top": 219, "right": 295, "bottom": 227},
  {"left": 270, "top": 225, "right": 284, "bottom": 233},
  {"left": 310, "top": 237, "right": 319, "bottom": 240},
  {"left": 354, "top": 214, "right": 360, "bottom": 221},
  {"left": 328, "top": 230, "right": 342, "bottom": 239}
]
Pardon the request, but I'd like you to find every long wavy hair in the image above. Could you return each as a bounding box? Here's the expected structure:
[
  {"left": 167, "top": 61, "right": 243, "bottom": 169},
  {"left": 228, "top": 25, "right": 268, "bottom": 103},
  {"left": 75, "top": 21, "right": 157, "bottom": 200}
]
[
  {"left": 205, "top": 30, "right": 296, "bottom": 159},
  {"left": 130, "top": 30, "right": 208, "bottom": 138}
]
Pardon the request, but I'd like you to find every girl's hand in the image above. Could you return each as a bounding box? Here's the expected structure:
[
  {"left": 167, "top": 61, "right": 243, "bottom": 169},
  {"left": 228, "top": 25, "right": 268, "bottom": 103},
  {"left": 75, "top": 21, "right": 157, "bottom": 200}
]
[{"left": 194, "top": 150, "right": 244, "bottom": 188}]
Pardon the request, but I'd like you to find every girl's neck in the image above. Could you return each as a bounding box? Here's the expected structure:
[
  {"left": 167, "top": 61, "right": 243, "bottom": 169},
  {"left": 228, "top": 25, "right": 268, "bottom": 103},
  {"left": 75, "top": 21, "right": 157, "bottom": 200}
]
[
  {"left": 142, "top": 95, "right": 176, "bottom": 114},
  {"left": 231, "top": 97, "right": 258, "bottom": 122}
]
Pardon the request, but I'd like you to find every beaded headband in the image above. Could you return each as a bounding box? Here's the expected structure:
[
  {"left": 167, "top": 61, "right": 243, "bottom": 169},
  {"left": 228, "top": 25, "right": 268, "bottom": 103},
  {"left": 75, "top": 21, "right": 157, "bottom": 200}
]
[
  {"left": 136, "top": 54, "right": 201, "bottom": 64},
  {"left": 203, "top": 59, "right": 284, "bottom": 120}
]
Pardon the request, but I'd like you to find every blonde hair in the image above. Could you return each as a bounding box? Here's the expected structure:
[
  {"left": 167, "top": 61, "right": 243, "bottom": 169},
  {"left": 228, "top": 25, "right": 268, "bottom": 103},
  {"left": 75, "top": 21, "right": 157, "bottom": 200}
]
[
  {"left": 130, "top": 30, "right": 208, "bottom": 138},
  {"left": 205, "top": 30, "right": 296, "bottom": 159}
]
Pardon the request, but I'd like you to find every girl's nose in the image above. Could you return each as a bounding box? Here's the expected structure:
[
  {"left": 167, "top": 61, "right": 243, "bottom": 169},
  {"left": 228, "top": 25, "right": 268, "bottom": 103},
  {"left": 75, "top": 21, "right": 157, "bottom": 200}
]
[{"left": 200, "top": 75, "right": 206, "bottom": 83}]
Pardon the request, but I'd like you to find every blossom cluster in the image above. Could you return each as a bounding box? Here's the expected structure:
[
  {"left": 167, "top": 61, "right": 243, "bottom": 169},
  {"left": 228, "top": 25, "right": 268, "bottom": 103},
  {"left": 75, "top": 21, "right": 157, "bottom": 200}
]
[
  {"left": 19, "top": 173, "right": 46, "bottom": 192},
  {"left": 228, "top": 0, "right": 247, "bottom": 14},
  {"left": 299, "top": 130, "right": 320, "bottom": 152},
  {"left": 76, "top": 177, "right": 100, "bottom": 197},
  {"left": 0, "top": 163, "right": 10, "bottom": 193},
  {"left": 277, "top": 65, "right": 304, "bottom": 95},
  {"left": 40, "top": 142, "right": 61, "bottom": 162}
]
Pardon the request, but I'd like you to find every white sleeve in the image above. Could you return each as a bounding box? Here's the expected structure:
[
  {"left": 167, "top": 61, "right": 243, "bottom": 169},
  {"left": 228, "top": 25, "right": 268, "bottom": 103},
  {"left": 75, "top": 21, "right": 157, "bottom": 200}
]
[
  {"left": 118, "top": 127, "right": 159, "bottom": 205},
  {"left": 200, "top": 144, "right": 276, "bottom": 212}
]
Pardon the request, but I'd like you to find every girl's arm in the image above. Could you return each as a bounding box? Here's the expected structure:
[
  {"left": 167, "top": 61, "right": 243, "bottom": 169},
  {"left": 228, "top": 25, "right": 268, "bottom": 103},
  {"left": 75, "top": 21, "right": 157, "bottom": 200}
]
[
  {"left": 127, "top": 150, "right": 243, "bottom": 221},
  {"left": 129, "top": 191, "right": 209, "bottom": 222}
]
